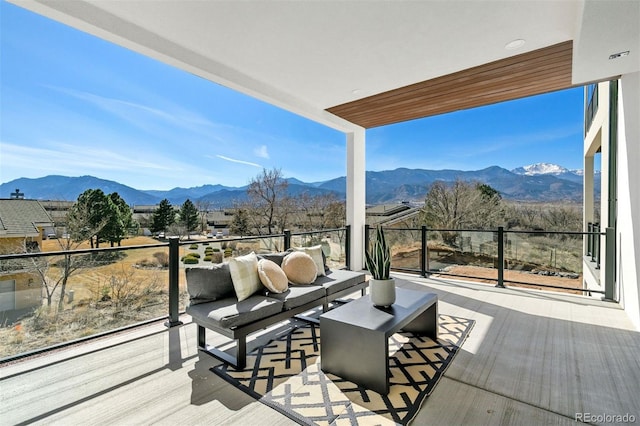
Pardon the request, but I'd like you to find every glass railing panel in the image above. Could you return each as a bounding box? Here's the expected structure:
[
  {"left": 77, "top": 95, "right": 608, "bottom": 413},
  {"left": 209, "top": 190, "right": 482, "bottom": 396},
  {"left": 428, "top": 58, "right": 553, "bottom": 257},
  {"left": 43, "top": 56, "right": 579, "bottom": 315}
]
[
  {"left": 504, "top": 231, "right": 583, "bottom": 292},
  {"left": 427, "top": 229, "right": 498, "bottom": 281},
  {"left": 0, "top": 244, "right": 170, "bottom": 359},
  {"left": 291, "top": 229, "right": 347, "bottom": 269},
  {"left": 384, "top": 228, "right": 422, "bottom": 272}
]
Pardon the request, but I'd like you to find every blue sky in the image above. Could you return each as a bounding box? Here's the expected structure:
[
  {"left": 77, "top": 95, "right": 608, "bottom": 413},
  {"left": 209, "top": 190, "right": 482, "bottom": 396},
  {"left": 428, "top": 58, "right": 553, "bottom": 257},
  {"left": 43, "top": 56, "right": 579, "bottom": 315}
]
[{"left": 0, "top": 1, "right": 584, "bottom": 191}]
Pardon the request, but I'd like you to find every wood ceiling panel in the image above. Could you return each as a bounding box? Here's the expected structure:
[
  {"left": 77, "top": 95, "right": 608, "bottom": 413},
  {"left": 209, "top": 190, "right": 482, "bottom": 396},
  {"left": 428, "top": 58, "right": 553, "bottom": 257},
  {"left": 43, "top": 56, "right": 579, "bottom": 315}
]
[{"left": 326, "top": 41, "right": 576, "bottom": 128}]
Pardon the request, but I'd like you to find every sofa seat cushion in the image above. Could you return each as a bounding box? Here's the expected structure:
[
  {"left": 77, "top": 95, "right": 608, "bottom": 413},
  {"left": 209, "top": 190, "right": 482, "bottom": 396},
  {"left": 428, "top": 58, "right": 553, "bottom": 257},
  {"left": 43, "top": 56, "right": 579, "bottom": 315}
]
[
  {"left": 314, "top": 269, "right": 367, "bottom": 296},
  {"left": 267, "top": 284, "right": 326, "bottom": 310},
  {"left": 187, "top": 295, "right": 283, "bottom": 329}
]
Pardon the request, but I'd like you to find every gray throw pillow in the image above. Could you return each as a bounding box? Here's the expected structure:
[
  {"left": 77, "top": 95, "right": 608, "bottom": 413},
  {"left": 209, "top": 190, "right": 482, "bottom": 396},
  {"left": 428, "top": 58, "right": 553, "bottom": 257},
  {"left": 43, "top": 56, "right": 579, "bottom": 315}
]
[
  {"left": 185, "top": 263, "right": 235, "bottom": 304},
  {"left": 257, "top": 252, "right": 290, "bottom": 267}
]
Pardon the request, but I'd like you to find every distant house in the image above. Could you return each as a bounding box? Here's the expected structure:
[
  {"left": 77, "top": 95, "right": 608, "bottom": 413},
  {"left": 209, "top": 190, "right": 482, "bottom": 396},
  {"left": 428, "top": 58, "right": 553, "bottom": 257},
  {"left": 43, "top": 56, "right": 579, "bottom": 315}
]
[
  {"left": 0, "top": 198, "right": 55, "bottom": 323},
  {"left": 366, "top": 203, "right": 421, "bottom": 228}
]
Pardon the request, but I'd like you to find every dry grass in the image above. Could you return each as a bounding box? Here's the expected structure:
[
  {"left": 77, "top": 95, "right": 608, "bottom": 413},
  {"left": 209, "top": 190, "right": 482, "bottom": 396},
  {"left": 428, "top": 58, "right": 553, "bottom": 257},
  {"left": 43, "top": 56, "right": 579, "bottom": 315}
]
[
  {"left": 390, "top": 244, "right": 584, "bottom": 294},
  {"left": 0, "top": 237, "right": 189, "bottom": 359}
]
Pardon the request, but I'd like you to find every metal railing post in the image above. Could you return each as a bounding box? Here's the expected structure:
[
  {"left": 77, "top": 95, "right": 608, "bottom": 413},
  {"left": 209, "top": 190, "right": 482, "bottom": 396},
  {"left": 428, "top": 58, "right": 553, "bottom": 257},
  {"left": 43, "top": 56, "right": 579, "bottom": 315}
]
[
  {"left": 345, "top": 225, "right": 351, "bottom": 270},
  {"left": 587, "top": 222, "right": 593, "bottom": 256},
  {"left": 595, "top": 224, "right": 601, "bottom": 268},
  {"left": 495, "top": 226, "right": 505, "bottom": 288},
  {"left": 604, "top": 227, "right": 616, "bottom": 301},
  {"left": 364, "top": 225, "right": 371, "bottom": 271},
  {"left": 284, "top": 229, "right": 291, "bottom": 251},
  {"left": 165, "top": 237, "right": 183, "bottom": 328},
  {"left": 421, "top": 225, "right": 428, "bottom": 277}
]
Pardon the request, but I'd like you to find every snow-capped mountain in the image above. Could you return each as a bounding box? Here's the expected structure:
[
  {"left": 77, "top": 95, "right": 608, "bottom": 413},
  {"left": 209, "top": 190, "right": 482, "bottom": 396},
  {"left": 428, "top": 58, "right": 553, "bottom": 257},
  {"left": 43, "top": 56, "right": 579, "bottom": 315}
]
[
  {"left": 511, "top": 163, "right": 571, "bottom": 176},
  {"left": 511, "top": 162, "right": 587, "bottom": 184}
]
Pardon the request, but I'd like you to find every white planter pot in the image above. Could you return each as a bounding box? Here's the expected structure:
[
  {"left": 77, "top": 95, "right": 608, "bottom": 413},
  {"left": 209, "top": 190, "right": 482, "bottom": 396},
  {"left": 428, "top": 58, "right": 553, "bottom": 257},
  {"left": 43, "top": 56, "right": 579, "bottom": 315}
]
[{"left": 370, "top": 278, "right": 396, "bottom": 307}]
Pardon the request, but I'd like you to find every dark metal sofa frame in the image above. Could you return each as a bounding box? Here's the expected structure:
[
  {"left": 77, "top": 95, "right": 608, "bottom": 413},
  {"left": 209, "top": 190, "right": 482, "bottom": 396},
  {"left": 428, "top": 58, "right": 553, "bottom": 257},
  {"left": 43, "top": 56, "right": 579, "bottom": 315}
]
[{"left": 194, "top": 280, "right": 368, "bottom": 370}]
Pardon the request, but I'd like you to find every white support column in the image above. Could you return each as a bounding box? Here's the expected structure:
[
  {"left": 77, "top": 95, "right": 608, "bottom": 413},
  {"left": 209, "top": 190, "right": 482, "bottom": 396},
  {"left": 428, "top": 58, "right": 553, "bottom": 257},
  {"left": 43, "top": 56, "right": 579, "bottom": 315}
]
[{"left": 346, "top": 127, "right": 366, "bottom": 272}]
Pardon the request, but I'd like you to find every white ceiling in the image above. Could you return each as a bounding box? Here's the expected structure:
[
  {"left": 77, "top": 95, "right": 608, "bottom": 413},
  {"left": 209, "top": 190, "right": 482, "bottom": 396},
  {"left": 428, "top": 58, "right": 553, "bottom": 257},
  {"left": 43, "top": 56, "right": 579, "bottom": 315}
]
[{"left": 10, "top": 0, "right": 640, "bottom": 131}]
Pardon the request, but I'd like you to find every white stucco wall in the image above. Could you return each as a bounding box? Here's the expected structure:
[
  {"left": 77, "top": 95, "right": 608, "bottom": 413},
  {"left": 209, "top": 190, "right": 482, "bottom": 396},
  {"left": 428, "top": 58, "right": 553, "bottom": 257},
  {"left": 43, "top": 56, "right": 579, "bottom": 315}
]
[
  {"left": 583, "top": 82, "right": 610, "bottom": 293},
  {"left": 617, "top": 72, "right": 640, "bottom": 330}
]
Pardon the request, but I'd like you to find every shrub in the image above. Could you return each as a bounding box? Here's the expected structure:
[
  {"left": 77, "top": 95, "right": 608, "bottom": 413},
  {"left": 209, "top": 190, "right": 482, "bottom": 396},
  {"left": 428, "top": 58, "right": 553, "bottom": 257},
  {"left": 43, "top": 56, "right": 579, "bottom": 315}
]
[
  {"left": 189, "top": 244, "right": 199, "bottom": 250},
  {"left": 204, "top": 255, "right": 212, "bottom": 262},
  {"left": 212, "top": 248, "right": 221, "bottom": 252},
  {"left": 153, "top": 251, "right": 169, "bottom": 267},
  {"left": 181, "top": 253, "right": 200, "bottom": 261},
  {"left": 183, "top": 257, "right": 199, "bottom": 264}
]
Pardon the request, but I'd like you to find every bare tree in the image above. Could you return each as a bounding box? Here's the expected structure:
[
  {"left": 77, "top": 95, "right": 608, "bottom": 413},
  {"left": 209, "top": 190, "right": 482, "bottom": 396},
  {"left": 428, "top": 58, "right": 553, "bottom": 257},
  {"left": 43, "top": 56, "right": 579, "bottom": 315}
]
[
  {"left": 542, "top": 205, "right": 582, "bottom": 232},
  {"left": 195, "top": 200, "right": 213, "bottom": 233},
  {"left": 41, "top": 202, "right": 109, "bottom": 310},
  {"left": 296, "top": 193, "right": 344, "bottom": 231},
  {"left": 246, "top": 168, "right": 289, "bottom": 234},
  {"left": 422, "top": 180, "right": 504, "bottom": 245}
]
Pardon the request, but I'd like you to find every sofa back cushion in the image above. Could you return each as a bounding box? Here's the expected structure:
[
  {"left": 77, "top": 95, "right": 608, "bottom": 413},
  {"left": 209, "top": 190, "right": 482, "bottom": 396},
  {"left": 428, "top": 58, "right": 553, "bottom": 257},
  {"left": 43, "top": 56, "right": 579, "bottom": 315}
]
[
  {"left": 228, "top": 252, "right": 263, "bottom": 301},
  {"left": 185, "top": 263, "right": 235, "bottom": 305},
  {"left": 257, "top": 252, "right": 290, "bottom": 267},
  {"left": 258, "top": 258, "right": 289, "bottom": 293},
  {"left": 282, "top": 251, "right": 317, "bottom": 285}
]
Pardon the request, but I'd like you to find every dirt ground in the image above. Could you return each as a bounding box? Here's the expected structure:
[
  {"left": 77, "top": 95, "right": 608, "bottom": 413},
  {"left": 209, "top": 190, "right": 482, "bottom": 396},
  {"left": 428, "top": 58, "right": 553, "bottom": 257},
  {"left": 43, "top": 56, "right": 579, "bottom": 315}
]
[
  {"left": 390, "top": 244, "right": 584, "bottom": 295},
  {"left": 433, "top": 265, "right": 584, "bottom": 294}
]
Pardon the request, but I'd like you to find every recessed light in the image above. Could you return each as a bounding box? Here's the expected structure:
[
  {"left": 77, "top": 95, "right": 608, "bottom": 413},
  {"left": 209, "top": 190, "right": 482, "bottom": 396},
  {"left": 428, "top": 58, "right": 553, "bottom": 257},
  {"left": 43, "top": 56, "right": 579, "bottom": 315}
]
[
  {"left": 505, "top": 39, "right": 526, "bottom": 50},
  {"left": 609, "top": 51, "right": 630, "bottom": 60}
]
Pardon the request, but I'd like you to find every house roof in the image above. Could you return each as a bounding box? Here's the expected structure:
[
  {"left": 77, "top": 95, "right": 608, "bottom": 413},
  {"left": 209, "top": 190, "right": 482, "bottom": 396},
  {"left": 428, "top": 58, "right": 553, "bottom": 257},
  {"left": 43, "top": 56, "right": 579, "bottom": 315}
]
[
  {"left": 366, "top": 204, "right": 421, "bottom": 227},
  {"left": 0, "top": 199, "right": 55, "bottom": 237},
  {"left": 9, "top": 0, "right": 639, "bottom": 130}
]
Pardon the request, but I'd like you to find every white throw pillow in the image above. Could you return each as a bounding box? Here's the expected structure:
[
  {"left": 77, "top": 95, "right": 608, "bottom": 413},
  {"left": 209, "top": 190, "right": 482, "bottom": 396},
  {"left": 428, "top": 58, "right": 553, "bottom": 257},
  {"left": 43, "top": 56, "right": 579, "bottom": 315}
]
[
  {"left": 293, "top": 245, "right": 326, "bottom": 277},
  {"left": 258, "top": 258, "right": 289, "bottom": 293},
  {"left": 282, "top": 251, "right": 317, "bottom": 285},
  {"left": 228, "top": 252, "right": 261, "bottom": 301}
]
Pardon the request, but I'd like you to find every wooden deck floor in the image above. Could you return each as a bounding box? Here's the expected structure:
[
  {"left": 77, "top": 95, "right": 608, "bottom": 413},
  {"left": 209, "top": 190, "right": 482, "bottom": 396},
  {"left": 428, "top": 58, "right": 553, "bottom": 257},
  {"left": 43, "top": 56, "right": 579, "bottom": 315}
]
[{"left": 2, "top": 274, "right": 639, "bottom": 425}]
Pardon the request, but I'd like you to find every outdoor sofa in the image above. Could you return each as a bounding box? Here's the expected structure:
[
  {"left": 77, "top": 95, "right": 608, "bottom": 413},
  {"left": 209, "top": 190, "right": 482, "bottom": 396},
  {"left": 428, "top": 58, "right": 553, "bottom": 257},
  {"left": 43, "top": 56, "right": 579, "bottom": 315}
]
[{"left": 185, "top": 247, "right": 367, "bottom": 369}]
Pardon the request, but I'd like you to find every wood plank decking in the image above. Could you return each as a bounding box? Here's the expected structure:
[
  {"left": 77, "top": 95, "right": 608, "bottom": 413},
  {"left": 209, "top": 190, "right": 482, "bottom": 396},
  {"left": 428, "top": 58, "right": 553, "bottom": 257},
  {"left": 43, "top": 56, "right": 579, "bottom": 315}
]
[{"left": 2, "top": 274, "right": 639, "bottom": 425}]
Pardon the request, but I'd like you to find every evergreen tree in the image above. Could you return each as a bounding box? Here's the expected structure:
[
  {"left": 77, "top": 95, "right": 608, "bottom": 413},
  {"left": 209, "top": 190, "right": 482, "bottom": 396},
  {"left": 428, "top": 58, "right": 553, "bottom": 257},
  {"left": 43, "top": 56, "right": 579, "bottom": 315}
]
[
  {"left": 104, "top": 192, "right": 134, "bottom": 246},
  {"left": 71, "top": 189, "right": 112, "bottom": 248},
  {"left": 151, "top": 199, "right": 175, "bottom": 234},
  {"left": 179, "top": 199, "right": 199, "bottom": 234},
  {"left": 230, "top": 208, "right": 250, "bottom": 236}
]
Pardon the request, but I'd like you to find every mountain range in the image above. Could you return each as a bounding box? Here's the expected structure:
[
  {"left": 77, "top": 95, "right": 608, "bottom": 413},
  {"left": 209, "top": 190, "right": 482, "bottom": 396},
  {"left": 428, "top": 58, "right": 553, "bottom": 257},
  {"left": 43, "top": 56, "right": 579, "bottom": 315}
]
[{"left": 0, "top": 163, "right": 597, "bottom": 207}]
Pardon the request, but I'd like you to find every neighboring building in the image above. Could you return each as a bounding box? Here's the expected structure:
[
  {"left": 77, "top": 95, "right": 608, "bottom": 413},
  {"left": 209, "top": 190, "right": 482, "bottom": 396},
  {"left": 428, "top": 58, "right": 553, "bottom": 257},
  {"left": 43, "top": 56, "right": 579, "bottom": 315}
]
[
  {"left": 366, "top": 203, "right": 421, "bottom": 228},
  {"left": 0, "top": 198, "right": 54, "bottom": 322},
  {"left": 38, "top": 200, "right": 75, "bottom": 229}
]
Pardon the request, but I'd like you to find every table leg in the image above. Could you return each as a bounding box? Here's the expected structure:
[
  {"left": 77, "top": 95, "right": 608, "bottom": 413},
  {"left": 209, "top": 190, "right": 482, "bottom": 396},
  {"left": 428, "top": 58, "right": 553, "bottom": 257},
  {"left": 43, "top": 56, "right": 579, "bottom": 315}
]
[
  {"left": 402, "top": 301, "right": 438, "bottom": 339},
  {"left": 321, "top": 320, "right": 390, "bottom": 394}
]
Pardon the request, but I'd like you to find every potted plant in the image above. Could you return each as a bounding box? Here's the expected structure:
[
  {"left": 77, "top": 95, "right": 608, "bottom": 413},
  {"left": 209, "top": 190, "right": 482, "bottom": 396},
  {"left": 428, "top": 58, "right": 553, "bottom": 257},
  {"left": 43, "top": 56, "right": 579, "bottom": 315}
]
[{"left": 365, "top": 226, "right": 396, "bottom": 307}]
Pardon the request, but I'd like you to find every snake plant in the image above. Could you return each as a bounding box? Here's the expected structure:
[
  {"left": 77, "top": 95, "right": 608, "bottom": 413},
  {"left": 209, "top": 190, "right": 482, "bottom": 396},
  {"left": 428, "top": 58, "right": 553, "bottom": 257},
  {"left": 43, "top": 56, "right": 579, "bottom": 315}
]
[{"left": 365, "top": 226, "right": 391, "bottom": 280}]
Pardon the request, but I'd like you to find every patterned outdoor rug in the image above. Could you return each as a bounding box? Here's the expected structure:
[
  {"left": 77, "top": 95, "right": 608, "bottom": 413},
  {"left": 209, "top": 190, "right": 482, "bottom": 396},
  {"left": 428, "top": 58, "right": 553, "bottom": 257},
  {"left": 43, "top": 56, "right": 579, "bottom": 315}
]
[{"left": 211, "top": 314, "right": 473, "bottom": 425}]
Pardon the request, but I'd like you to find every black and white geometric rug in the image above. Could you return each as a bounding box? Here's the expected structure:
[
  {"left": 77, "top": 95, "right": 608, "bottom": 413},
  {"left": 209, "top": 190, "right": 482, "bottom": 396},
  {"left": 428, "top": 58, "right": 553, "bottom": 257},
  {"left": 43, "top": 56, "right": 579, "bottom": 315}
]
[{"left": 212, "top": 314, "right": 473, "bottom": 425}]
